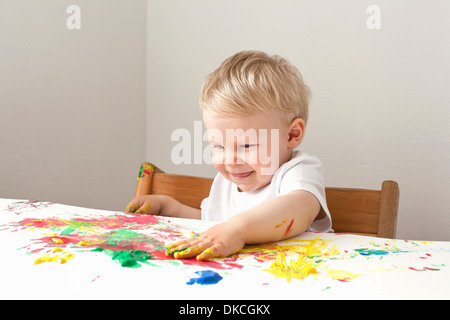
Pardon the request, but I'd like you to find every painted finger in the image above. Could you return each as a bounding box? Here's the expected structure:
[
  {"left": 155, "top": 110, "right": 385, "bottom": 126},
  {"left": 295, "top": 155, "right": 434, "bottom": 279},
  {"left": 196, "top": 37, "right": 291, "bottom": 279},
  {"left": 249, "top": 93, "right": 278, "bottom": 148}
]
[
  {"left": 165, "top": 238, "right": 190, "bottom": 251},
  {"left": 165, "top": 238, "right": 202, "bottom": 257},
  {"left": 166, "top": 233, "right": 201, "bottom": 250},
  {"left": 174, "top": 245, "right": 204, "bottom": 259},
  {"left": 135, "top": 202, "right": 152, "bottom": 214},
  {"left": 124, "top": 201, "right": 139, "bottom": 213},
  {"left": 196, "top": 246, "right": 221, "bottom": 261}
]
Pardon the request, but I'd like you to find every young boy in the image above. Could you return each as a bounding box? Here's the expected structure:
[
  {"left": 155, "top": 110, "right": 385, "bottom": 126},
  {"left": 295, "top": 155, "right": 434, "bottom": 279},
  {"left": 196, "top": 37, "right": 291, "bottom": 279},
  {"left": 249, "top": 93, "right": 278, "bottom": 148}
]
[{"left": 125, "top": 51, "right": 332, "bottom": 260}]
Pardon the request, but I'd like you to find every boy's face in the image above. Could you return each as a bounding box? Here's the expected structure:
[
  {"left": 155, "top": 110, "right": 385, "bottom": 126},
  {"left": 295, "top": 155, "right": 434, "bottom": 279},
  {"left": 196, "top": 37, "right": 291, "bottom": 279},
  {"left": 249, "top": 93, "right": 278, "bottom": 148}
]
[{"left": 203, "top": 110, "right": 296, "bottom": 192}]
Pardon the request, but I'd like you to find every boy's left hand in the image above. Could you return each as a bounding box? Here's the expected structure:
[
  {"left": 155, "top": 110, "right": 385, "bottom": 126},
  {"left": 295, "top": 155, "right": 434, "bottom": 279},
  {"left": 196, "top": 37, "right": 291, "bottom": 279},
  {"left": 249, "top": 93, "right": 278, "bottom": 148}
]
[{"left": 165, "top": 221, "right": 246, "bottom": 260}]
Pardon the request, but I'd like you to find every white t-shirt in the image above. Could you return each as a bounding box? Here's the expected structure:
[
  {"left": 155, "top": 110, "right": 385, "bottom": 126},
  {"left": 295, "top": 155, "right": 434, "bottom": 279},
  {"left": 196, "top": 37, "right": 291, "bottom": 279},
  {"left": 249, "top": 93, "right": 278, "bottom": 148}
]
[{"left": 200, "top": 151, "right": 332, "bottom": 233}]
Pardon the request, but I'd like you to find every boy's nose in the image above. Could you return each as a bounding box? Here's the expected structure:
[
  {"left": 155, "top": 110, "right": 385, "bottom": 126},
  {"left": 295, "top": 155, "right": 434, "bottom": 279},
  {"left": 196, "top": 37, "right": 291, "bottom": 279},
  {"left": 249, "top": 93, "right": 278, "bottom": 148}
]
[
  {"left": 223, "top": 147, "right": 248, "bottom": 165},
  {"left": 224, "top": 149, "right": 237, "bottom": 165}
]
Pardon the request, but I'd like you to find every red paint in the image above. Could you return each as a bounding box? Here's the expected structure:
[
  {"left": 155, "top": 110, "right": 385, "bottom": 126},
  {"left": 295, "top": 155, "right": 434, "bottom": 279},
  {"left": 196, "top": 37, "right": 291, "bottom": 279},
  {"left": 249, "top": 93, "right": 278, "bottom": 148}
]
[
  {"left": 16, "top": 214, "right": 161, "bottom": 231},
  {"left": 9, "top": 213, "right": 248, "bottom": 271},
  {"left": 283, "top": 219, "right": 294, "bottom": 237},
  {"left": 408, "top": 267, "right": 439, "bottom": 271}
]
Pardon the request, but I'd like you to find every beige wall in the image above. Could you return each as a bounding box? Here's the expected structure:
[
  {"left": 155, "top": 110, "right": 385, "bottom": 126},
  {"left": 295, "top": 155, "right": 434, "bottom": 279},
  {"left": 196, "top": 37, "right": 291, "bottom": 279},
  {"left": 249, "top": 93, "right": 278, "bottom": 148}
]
[
  {"left": 0, "top": 0, "right": 147, "bottom": 211},
  {"left": 146, "top": 0, "right": 450, "bottom": 241}
]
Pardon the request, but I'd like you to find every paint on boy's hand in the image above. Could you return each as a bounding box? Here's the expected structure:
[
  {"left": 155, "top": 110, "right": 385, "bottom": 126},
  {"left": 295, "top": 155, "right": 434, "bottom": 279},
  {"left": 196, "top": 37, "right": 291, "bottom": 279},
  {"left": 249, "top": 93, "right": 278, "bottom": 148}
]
[
  {"left": 135, "top": 202, "right": 151, "bottom": 214},
  {"left": 125, "top": 202, "right": 134, "bottom": 213},
  {"left": 174, "top": 246, "right": 203, "bottom": 259},
  {"left": 196, "top": 247, "right": 218, "bottom": 261}
]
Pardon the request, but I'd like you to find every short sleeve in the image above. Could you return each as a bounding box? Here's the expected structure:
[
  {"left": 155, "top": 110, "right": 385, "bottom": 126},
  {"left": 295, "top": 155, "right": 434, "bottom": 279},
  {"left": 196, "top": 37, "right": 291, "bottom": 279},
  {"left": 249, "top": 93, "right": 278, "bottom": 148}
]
[
  {"left": 200, "top": 197, "right": 209, "bottom": 220},
  {"left": 277, "top": 153, "right": 332, "bottom": 233}
]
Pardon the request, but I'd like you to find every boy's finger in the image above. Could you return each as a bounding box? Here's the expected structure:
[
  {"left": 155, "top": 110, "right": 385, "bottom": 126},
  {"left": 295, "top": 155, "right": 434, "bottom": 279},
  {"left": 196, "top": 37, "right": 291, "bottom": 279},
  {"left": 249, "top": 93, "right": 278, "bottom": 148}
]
[
  {"left": 165, "top": 239, "right": 189, "bottom": 251},
  {"left": 165, "top": 237, "right": 205, "bottom": 258},
  {"left": 166, "top": 232, "right": 201, "bottom": 250},
  {"left": 174, "top": 245, "right": 204, "bottom": 259},
  {"left": 124, "top": 201, "right": 139, "bottom": 213},
  {"left": 167, "top": 238, "right": 200, "bottom": 253},
  {"left": 197, "top": 246, "right": 221, "bottom": 261},
  {"left": 135, "top": 202, "right": 152, "bottom": 214}
]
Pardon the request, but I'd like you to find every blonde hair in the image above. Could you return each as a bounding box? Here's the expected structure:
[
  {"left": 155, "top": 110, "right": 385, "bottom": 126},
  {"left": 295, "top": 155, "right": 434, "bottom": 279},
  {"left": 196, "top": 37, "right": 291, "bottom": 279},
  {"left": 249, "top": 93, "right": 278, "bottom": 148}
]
[{"left": 200, "top": 50, "right": 310, "bottom": 125}]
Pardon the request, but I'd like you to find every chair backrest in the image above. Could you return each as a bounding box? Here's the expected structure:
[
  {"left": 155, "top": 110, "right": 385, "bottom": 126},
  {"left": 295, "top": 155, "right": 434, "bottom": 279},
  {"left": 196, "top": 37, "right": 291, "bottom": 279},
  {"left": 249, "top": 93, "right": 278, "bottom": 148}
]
[{"left": 134, "top": 162, "right": 399, "bottom": 238}]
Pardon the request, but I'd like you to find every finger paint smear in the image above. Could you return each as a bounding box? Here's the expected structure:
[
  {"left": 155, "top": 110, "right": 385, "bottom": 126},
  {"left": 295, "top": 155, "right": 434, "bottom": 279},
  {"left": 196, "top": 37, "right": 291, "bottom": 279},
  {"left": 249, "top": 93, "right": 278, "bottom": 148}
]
[
  {"left": 186, "top": 270, "right": 223, "bottom": 285},
  {"left": 2, "top": 200, "right": 445, "bottom": 288},
  {"left": 9, "top": 214, "right": 177, "bottom": 268}
]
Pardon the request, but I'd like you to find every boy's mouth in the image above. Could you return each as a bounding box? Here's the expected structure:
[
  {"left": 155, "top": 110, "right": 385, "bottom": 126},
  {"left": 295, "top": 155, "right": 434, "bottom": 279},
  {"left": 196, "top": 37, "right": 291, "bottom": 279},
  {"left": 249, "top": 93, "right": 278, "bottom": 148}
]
[{"left": 230, "top": 171, "right": 253, "bottom": 180}]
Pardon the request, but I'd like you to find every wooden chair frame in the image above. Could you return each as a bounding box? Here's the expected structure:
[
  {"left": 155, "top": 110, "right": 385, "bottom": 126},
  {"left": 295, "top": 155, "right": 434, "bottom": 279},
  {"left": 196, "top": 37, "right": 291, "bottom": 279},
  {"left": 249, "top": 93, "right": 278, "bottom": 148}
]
[{"left": 134, "top": 162, "right": 399, "bottom": 239}]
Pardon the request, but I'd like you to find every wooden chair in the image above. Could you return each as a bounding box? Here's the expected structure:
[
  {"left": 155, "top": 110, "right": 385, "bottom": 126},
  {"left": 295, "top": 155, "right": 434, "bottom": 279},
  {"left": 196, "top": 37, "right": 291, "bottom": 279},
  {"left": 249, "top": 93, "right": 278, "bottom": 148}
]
[{"left": 134, "top": 162, "right": 399, "bottom": 239}]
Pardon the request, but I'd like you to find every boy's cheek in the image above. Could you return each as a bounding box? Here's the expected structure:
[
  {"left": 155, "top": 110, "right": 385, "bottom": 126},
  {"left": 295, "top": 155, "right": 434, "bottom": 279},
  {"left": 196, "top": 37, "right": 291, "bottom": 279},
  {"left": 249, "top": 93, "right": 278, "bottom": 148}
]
[
  {"left": 257, "top": 155, "right": 279, "bottom": 176},
  {"left": 212, "top": 161, "right": 224, "bottom": 173}
]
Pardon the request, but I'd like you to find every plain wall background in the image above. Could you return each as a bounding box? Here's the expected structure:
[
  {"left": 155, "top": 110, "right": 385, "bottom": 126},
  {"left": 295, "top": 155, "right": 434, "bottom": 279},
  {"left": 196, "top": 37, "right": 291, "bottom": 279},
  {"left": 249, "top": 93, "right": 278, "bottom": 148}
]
[
  {"left": 1, "top": 1, "right": 449, "bottom": 241},
  {"left": 0, "top": 0, "right": 147, "bottom": 211}
]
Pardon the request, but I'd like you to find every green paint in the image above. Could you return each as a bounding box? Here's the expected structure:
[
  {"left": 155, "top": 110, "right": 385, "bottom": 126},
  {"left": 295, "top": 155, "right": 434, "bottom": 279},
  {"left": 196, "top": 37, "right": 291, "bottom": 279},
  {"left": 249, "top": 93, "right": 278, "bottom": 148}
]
[
  {"left": 61, "top": 226, "right": 78, "bottom": 235},
  {"left": 104, "top": 229, "right": 165, "bottom": 250},
  {"left": 60, "top": 220, "right": 95, "bottom": 235},
  {"left": 165, "top": 247, "right": 188, "bottom": 258},
  {"left": 92, "top": 248, "right": 153, "bottom": 268}
]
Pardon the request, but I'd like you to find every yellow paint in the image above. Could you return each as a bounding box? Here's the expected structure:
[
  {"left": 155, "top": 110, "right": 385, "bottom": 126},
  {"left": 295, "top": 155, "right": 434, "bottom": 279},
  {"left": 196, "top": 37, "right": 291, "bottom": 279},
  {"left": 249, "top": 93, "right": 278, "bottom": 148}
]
[
  {"left": 77, "top": 240, "right": 88, "bottom": 246},
  {"left": 261, "top": 237, "right": 342, "bottom": 282},
  {"left": 137, "top": 163, "right": 155, "bottom": 180},
  {"left": 125, "top": 202, "right": 134, "bottom": 212},
  {"left": 172, "top": 245, "right": 205, "bottom": 259},
  {"left": 34, "top": 251, "right": 74, "bottom": 265},
  {"left": 265, "top": 250, "right": 317, "bottom": 282},
  {"left": 322, "top": 269, "right": 361, "bottom": 282},
  {"left": 197, "top": 247, "right": 216, "bottom": 261},
  {"left": 239, "top": 237, "right": 340, "bottom": 262},
  {"left": 135, "top": 202, "right": 151, "bottom": 214},
  {"left": 52, "top": 247, "right": 63, "bottom": 253},
  {"left": 52, "top": 238, "right": 64, "bottom": 244}
]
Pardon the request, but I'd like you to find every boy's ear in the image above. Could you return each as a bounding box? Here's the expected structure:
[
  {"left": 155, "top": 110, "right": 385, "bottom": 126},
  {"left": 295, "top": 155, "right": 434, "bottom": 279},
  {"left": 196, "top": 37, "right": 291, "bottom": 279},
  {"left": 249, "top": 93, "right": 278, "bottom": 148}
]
[{"left": 287, "top": 118, "right": 305, "bottom": 148}]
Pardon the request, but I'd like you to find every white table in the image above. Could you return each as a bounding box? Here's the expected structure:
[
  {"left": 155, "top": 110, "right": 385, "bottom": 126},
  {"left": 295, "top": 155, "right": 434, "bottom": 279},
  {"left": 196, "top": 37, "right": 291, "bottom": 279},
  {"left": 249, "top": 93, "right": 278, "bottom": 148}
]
[{"left": 1, "top": 198, "right": 449, "bottom": 300}]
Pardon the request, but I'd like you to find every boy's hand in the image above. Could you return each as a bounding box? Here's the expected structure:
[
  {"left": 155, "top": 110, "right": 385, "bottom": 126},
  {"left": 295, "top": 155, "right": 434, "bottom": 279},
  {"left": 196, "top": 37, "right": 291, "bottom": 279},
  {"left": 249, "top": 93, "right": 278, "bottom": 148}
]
[
  {"left": 124, "top": 195, "right": 162, "bottom": 215},
  {"left": 165, "top": 221, "right": 246, "bottom": 260}
]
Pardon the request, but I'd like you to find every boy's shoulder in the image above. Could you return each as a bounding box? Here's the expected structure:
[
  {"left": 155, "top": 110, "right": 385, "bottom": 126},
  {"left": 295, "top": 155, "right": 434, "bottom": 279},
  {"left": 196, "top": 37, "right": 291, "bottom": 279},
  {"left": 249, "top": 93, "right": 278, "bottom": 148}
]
[{"left": 278, "top": 151, "right": 323, "bottom": 173}]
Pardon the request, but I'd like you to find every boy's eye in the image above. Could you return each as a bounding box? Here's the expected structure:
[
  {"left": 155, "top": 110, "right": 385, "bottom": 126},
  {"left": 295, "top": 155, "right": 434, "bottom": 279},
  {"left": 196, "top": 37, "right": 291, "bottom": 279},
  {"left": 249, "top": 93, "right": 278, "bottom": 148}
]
[
  {"left": 242, "top": 144, "right": 257, "bottom": 149},
  {"left": 212, "top": 145, "right": 224, "bottom": 150}
]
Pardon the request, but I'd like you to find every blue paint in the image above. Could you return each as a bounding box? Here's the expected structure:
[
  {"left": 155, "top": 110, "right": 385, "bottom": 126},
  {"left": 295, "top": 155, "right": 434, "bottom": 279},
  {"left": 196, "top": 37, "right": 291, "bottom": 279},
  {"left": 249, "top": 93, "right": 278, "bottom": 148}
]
[
  {"left": 186, "top": 270, "right": 223, "bottom": 285},
  {"left": 355, "top": 248, "right": 389, "bottom": 256}
]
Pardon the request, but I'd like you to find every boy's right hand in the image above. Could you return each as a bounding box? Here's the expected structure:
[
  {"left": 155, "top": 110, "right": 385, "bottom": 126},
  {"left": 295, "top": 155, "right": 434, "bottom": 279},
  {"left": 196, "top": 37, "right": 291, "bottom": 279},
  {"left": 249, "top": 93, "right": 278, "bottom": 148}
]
[{"left": 124, "top": 195, "right": 162, "bottom": 215}]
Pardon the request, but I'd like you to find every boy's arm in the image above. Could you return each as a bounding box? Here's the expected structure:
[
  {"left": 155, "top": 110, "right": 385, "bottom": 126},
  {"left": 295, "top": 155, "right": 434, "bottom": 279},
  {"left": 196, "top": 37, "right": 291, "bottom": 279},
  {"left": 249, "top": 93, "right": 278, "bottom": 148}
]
[
  {"left": 231, "top": 190, "right": 320, "bottom": 244},
  {"left": 165, "top": 190, "right": 320, "bottom": 260},
  {"left": 125, "top": 195, "right": 201, "bottom": 220}
]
